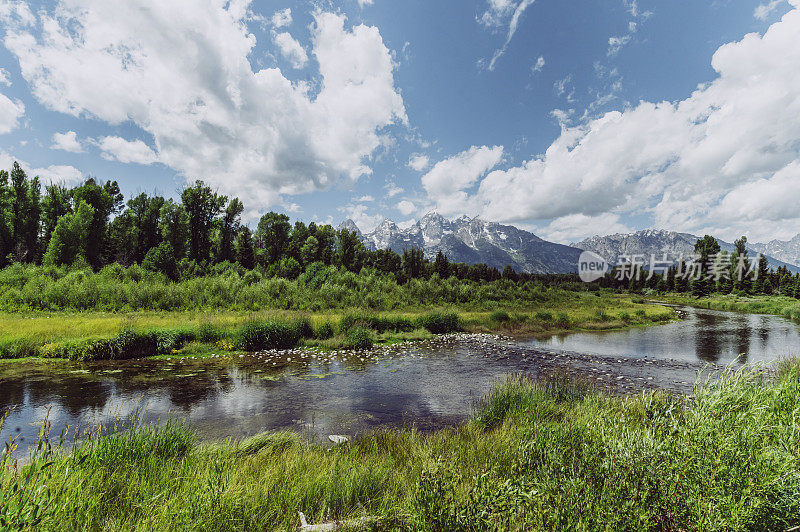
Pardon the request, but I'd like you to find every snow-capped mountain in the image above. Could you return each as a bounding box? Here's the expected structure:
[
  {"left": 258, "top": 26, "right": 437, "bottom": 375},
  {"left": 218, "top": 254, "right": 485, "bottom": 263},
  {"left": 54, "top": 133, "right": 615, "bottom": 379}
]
[
  {"left": 338, "top": 213, "right": 583, "bottom": 274},
  {"left": 749, "top": 235, "right": 800, "bottom": 267},
  {"left": 576, "top": 230, "right": 800, "bottom": 273}
]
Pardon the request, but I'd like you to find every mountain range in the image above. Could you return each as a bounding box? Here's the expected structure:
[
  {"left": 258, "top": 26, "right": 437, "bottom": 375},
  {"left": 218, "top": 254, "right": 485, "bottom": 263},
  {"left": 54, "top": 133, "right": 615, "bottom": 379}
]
[
  {"left": 339, "top": 213, "right": 581, "bottom": 274},
  {"left": 339, "top": 214, "right": 800, "bottom": 274},
  {"left": 576, "top": 230, "right": 800, "bottom": 273}
]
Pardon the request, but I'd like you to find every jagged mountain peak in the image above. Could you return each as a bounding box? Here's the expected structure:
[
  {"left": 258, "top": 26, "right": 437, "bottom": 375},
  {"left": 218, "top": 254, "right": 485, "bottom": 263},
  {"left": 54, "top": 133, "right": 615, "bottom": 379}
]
[{"left": 342, "top": 213, "right": 581, "bottom": 274}]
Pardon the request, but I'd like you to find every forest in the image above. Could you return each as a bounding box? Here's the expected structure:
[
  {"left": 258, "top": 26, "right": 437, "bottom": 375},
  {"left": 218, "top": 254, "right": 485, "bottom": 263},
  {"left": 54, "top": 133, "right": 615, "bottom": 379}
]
[{"left": 0, "top": 161, "right": 532, "bottom": 284}]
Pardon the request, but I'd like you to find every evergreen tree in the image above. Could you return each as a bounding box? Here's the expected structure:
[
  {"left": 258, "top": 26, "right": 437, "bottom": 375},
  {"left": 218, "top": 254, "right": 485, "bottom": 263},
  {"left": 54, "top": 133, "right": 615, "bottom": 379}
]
[
  {"left": 753, "top": 254, "right": 770, "bottom": 294},
  {"left": 433, "top": 250, "right": 450, "bottom": 278},
  {"left": 502, "top": 265, "right": 518, "bottom": 282},
  {"left": 401, "top": 248, "right": 425, "bottom": 281},
  {"left": 731, "top": 236, "right": 751, "bottom": 294},
  {"left": 692, "top": 235, "right": 720, "bottom": 297},
  {"left": 335, "top": 229, "right": 364, "bottom": 272}
]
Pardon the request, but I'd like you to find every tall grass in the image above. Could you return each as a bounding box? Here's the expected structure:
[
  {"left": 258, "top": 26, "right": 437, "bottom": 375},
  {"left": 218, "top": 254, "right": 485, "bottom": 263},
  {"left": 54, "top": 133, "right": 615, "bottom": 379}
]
[{"left": 3, "top": 363, "right": 800, "bottom": 529}]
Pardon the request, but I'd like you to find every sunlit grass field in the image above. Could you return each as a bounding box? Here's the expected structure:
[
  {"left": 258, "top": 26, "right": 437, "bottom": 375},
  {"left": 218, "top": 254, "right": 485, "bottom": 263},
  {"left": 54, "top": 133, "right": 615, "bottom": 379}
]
[{"left": 0, "top": 293, "right": 674, "bottom": 360}]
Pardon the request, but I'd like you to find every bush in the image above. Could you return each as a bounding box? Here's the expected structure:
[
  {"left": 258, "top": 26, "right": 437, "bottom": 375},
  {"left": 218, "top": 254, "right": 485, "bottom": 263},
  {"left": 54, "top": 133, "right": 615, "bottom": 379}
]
[
  {"left": 489, "top": 310, "right": 511, "bottom": 323},
  {"left": 533, "top": 311, "right": 553, "bottom": 322},
  {"left": 343, "top": 326, "right": 373, "bottom": 349},
  {"left": 315, "top": 322, "right": 334, "bottom": 340},
  {"left": 197, "top": 323, "right": 222, "bottom": 343},
  {"left": 237, "top": 321, "right": 298, "bottom": 351},
  {"left": 416, "top": 311, "right": 461, "bottom": 334},
  {"left": 291, "top": 317, "right": 314, "bottom": 339}
]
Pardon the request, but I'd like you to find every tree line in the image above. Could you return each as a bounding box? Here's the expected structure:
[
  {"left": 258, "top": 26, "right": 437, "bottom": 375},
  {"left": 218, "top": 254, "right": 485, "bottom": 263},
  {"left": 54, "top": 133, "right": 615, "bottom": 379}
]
[
  {"left": 599, "top": 235, "right": 800, "bottom": 298},
  {"left": 0, "top": 162, "right": 541, "bottom": 284}
]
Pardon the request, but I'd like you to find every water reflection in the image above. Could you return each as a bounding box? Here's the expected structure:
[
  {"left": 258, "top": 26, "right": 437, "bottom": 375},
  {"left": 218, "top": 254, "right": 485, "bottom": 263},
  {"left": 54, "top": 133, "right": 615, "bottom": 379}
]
[{"left": 530, "top": 305, "right": 800, "bottom": 364}]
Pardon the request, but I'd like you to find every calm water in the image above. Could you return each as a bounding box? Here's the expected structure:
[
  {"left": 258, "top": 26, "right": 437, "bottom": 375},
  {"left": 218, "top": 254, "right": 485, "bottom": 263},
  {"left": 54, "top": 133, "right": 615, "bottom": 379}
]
[
  {"left": 2, "top": 306, "right": 799, "bottom": 457},
  {"left": 528, "top": 305, "right": 800, "bottom": 365}
]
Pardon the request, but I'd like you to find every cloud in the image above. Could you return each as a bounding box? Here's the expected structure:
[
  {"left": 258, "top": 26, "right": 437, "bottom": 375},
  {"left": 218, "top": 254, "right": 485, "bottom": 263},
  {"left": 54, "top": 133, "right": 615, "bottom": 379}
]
[
  {"left": 96, "top": 136, "right": 159, "bottom": 165},
  {"left": 338, "top": 202, "right": 382, "bottom": 232},
  {"left": 51, "top": 130, "right": 83, "bottom": 153},
  {"left": 538, "top": 213, "right": 631, "bottom": 244},
  {"left": 272, "top": 31, "right": 308, "bottom": 68},
  {"left": 607, "top": 34, "right": 632, "bottom": 56},
  {"left": 0, "top": 149, "right": 83, "bottom": 184},
  {"left": 396, "top": 199, "right": 415, "bottom": 215},
  {"left": 34, "top": 164, "right": 84, "bottom": 184},
  {"left": 385, "top": 181, "right": 403, "bottom": 198},
  {"left": 356, "top": 194, "right": 374, "bottom": 202},
  {"left": 358, "top": 0, "right": 374, "bottom": 7},
  {"left": 553, "top": 75, "right": 574, "bottom": 101},
  {"left": 423, "top": 2, "right": 800, "bottom": 242},
  {"left": 271, "top": 8, "right": 291, "bottom": 28},
  {"left": 0, "top": 2, "right": 405, "bottom": 214},
  {"left": 0, "top": 67, "right": 9, "bottom": 85},
  {"left": 479, "top": 0, "right": 536, "bottom": 71},
  {"left": 421, "top": 145, "right": 503, "bottom": 215},
  {"left": 531, "top": 55, "right": 545, "bottom": 73},
  {"left": 0, "top": 90, "right": 24, "bottom": 134},
  {"left": 407, "top": 153, "right": 429, "bottom": 171},
  {"left": 755, "top": 0, "right": 786, "bottom": 20}
]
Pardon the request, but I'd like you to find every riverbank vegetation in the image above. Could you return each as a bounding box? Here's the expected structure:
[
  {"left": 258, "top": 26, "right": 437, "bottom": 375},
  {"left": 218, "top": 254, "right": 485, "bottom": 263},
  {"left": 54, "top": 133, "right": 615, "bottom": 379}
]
[
  {"left": 3, "top": 361, "right": 799, "bottom": 530},
  {"left": 0, "top": 292, "right": 673, "bottom": 360}
]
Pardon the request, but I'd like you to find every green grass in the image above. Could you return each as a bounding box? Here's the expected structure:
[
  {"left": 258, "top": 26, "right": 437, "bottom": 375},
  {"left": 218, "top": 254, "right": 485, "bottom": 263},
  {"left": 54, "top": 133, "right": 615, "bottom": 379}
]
[
  {"left": 0, "top": 293, "right": 675, "bottom": 360},
  {"left": 661, "top": 293, "right": 800, "bottom": 322},
  {"left": 3, "top": 362, "right": 800, "bottom": 530}
]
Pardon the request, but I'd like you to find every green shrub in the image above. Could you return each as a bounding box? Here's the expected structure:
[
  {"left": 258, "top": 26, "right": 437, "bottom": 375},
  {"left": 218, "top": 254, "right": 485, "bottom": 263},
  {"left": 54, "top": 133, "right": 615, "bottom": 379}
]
[
  {"left": 489, "top": 310, "right": 511, "bottom": 323},
  {"left": 343, "top": 326, "right": 373, "bottom": 349},
  {"left": 416, "top": 311, "right": 461, "bottom": 334},
  {"left": 617, "top": 311, "right": 631, "bottom": 322},
  {"left": 237, "top": 321, "right": 298, "bottom": 351},
  {"left": 533, "top": 311, "right": 553, "bottom": 322},
  {"left": 197, "top": 323, "right": 222, "bottom": 343},
  {"left": 315, "top": 322, "right": 334, "bottom": 340},
  {"left": 291, "top": 317, "right": 314, "bottom": 339}
]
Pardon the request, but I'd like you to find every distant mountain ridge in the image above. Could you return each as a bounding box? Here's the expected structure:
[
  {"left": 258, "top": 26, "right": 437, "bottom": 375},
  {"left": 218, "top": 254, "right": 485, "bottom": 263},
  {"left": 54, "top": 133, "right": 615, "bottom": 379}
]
[
  {"left": 338, "top": 213, "right": 583, "bottom": 274},
  {"left": 749, "top": 235, "right": 800, "bottom": 268},
  {"left": 576, "top": 229, "right": 800, "bottom": 273}
]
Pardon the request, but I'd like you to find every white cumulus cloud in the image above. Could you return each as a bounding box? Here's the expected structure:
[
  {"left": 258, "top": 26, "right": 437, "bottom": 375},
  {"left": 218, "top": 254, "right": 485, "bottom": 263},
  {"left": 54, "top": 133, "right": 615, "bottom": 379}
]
[
  {"left": 396, "top": 199, "right": 415, "bottom": 215},
  {"left": 96, "top": 136, "right": 159, "bottom": 165},
  {"left": 0, "top": 1, "right": 405, "bottom": 213},
  {"left": 0, "top": 91, "right": 24, "bottom": 134},
  {"left": 421, "top": 145, "right": 503, "bottom": 215},
  {"left": 271, "top": 8, "right": 291, "bottom": 28},
  {"left": 51, "top": 130, "right": 83, "bottom": 153},
  {"left": 426, "top": 2, "right": 800, "bottom": 242},
  {"left": 407, "top": 153, "right": 429, "bottom": 171},
  {"left": 272, "top": 31, "right": 307, "bottom": 69}
]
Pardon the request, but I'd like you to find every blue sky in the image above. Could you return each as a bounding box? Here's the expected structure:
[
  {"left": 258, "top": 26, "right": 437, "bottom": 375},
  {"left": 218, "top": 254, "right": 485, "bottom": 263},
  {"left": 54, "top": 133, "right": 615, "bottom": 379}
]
[{"left": 0, "top": 0, "right": 798, "bottom": 243}]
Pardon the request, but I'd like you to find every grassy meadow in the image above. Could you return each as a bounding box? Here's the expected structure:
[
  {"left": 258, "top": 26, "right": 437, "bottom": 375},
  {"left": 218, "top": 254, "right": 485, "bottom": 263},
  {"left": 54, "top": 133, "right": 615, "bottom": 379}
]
[
  {"left": 0, "top": 291, "right": 674, "bottom": 360},
  {"left": 3, "top": 361, "right": 800, "bottom": 530}
]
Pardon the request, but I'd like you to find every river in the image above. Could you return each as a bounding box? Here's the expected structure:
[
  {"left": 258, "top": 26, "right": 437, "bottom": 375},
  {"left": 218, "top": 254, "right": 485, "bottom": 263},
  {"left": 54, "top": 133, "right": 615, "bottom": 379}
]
[{"left": 2, "top": 305, "right": 798, "bottom": 457}]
